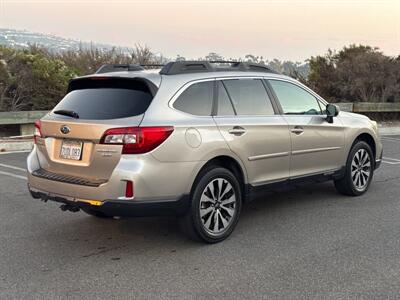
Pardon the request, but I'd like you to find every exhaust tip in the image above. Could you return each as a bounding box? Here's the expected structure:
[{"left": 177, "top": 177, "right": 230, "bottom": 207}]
[{"left": 60, "top": 204, "right": 80, "bottom": 212}]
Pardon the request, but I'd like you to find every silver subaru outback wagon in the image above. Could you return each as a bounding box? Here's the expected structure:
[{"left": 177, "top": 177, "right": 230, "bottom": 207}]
[{"left": 27, "top": 61, "right": 383, "bottom": 243}]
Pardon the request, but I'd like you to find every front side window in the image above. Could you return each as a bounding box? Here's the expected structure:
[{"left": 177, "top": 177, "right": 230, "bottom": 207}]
[
  {"left": 173, "top": 81, "right": 214, "bottom": 116},
  {"left": 223, "top": 79, "right": 274, "bottom": 115},
  {"left": 268, "top": 80, "right": 322, "bottom": 115}
]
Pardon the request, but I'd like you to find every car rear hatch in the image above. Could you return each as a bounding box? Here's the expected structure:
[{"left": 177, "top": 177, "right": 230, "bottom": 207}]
[{"left": 34, "top": 76, "right": 157, "bottom": 183}]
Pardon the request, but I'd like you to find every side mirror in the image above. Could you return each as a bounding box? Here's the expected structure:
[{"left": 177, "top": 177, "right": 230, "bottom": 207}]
[{"left": 326, "top": 104, "right": 339, "bottom": 123}]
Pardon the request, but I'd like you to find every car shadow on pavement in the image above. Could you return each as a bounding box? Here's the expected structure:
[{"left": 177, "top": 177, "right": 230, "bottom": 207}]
[{"left": 37, "top": 181, "right": 342, "bottom": 249}]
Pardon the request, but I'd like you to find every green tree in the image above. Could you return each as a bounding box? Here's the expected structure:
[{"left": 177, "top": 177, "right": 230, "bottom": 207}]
[{"left": 307, "top": 45, "right": 400, "bottom": 102}]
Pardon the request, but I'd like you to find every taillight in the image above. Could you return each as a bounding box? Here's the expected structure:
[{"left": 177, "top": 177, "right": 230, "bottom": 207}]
[
  {"left": 33, "top": 120, "right": 42, "bottom": 144},
  {"left": 100, "top": 126, "right": 174, "bottom": 154}
]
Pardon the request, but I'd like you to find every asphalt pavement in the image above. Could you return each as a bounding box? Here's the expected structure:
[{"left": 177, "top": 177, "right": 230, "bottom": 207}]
[{"left": 1, "top": 137, "right": 400, "bottom": 299}]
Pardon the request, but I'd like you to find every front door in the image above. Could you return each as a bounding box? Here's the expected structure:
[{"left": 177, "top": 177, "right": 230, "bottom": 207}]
[{"left": 267, "top": 79, "right": 345, "bottom": 178}]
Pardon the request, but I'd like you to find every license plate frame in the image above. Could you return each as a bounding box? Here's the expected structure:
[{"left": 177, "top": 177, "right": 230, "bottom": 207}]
[{"left": 60, "top": 140, "right": 83, "bottom": 161}]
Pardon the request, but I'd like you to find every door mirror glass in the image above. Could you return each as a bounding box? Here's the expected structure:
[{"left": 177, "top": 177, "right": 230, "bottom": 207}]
[{"left": 326, "top": 104, "right": 339, "bottom": 123}]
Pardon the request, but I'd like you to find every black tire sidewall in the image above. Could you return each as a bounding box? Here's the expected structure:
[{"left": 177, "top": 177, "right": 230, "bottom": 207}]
[
  {"left": 189, "top": 167, "right": 242, "bottom": 243},
  {"left": 345, "top": 141, "right": 375, "bottom": 196}
]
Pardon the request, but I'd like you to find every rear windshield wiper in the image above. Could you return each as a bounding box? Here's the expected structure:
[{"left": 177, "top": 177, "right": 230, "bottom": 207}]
[{"left": 53, "top": 109, "right": 80, "bottom": 119}]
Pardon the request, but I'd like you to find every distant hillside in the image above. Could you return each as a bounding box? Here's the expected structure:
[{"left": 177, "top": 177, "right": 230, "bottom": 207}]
[
  {"left": 0, "top": 28, "right": 309, "bottom": 79},
  {"left": 0, "top": 28, "right": 122, "bottom": 52}
]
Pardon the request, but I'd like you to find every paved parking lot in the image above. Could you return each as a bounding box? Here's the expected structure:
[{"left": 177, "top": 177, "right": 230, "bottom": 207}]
[{"left": 1, "top": 137, "right": 400, "bottom": 299}]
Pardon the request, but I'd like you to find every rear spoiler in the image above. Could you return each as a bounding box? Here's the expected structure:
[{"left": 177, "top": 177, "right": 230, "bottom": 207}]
[
  {"left": 96, "top": 64, "right": 144, "bottom": 73},
  {"left": 67, "top": 76, "right": 158, "bottom": 97},
  {"left": 96, "top": 64, "right": 166, "bottom": 74}
]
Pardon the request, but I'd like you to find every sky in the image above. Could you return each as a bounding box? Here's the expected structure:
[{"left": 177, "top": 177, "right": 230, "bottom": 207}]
[{"left": 0, "top": 0, "right": 399, "bottom": 61}]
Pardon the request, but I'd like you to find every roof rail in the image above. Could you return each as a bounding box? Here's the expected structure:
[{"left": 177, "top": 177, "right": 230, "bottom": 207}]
[
  {"left": 159, "top": 61, "right": 277, "bottom": 75},
  {"left": 160, "top": 61, "right": 213, "bottom": 75},
  {"left": 140, "top": 64, "right": 165, "bottom": 68},
  {"left": 96, "top": 64, "right": 144, "bottom": 74}
]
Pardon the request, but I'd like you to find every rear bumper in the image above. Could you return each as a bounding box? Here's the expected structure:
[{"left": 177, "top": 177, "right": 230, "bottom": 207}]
[
  {"left": 27, "top": 145, "right": 202, "bottom": 202},
  {"left": 29, "top": 186, "right": 190, "bottom": 217}
]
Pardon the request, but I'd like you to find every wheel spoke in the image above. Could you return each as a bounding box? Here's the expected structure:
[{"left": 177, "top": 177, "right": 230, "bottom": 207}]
[
  {"left": 204, "top": 210, "right": 214, "bottom": 229},
  {"left": 363, "top": 161, "right": 371, "bottom": 168},
  {"left": 212, "top": 180, "right": 219, "bottom": 200},
  {"left": 219, "top": 211, "right": 229, "bottom": 228},
  {"left": 200, "top": 205, "right": 214, "bottom": 218},
  {"left": 361, "top": 150, "right": 368, "bottom": 165},
  {"left": 355, "top": 152, "right": 360, "bottom": 165},
  {"left": 361, "top": 170, "right": 369, "bottom": 177},
  {"left": 359, "top": 172, "right": 365, "bottom": 186},
  {"left": 354, "top": 172, "right": 360, "bottom": 187},
  {"left": 221, "top": 195, "right": 235, "bottom": 206},
  {"left": 203, "top": 185, "right": 215, "bottom": 202},
  {"left": 221, "top": 205, "right": 235, "bottom": 217},
  {"left": 351, "top": 160, "right": 358, "bottom": 169},
  {"left": 201, "top": 192, "right": 214, "bottom": 205},
  {"left": 213, "top": 210, "right": 219, "bottom": 231},
  {"left": 220, "top": 186, "right": 231, "bottom": 201},
  {"left": 218, "top": 179, "right": 228, "bottom": 199}
]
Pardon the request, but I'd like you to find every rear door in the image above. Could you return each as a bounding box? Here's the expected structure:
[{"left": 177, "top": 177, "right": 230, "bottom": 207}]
[
  {"left": 35, "top": 77, "right": 155, "bottom": 181},
  {"left": 213, "top": 78, "right": 291, "bottom": 185},
  {"left": 267, "top": 79, "right": 345, "bottom": 178}
]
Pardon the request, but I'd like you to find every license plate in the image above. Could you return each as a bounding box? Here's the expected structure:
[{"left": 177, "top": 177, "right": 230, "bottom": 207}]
[{"left": 60, "top": 140, "right": 83, "bottom": 160}]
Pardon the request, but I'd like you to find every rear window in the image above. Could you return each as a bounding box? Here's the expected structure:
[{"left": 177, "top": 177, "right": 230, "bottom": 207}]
[
  {"left": 52, "top": 78, "right": 154, "bottom": 120},
  {"left": 173, "top": 81, "right": 214, "bottom": 116},
  {"left": 223, "top": 79, "right": 275, "bottom": 115}
]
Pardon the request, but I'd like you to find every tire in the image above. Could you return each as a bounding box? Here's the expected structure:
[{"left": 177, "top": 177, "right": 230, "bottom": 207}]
[
  {"left": 180, "top": 167, "right": 242, "bottom": 243},
  {"left": 82, "top": 208, "right": 113, "bottom": 218},
  {"left": 334, "top": 140, "right": 375, "bottom": 196}
]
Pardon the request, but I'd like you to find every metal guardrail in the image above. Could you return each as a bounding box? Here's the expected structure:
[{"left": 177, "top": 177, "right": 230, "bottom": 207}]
[
  {"left": 336, "top": 103, "right": 400, "bottom": 113},
  {"left": 0, "top": 111, "right": 48, "bottom": 125}
]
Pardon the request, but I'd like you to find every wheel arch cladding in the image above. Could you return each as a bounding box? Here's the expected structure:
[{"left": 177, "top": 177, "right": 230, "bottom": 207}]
[
  {"left": 355, "top": 133, "right": 376, "bottom": 160},
  {"left": 191, "top": 155, "right": 247, "bottom": 200}
]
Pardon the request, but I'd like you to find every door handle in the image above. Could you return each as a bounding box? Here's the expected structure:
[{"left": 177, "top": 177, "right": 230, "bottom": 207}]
[
  {"left": 228, "top": 126, "right": 246, "bottom": 136},
  {"left": 290, "top": 126, "right": 304, "bottom": 135}
]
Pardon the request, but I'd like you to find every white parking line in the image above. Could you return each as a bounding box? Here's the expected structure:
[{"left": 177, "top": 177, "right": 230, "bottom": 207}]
[
  {"left": 383, "top": 157, "right": 400, "bottom": 162},
  {"left": 0, "top": 163, "right": 26, "bottom": 172},
  {"left": 382, "top": 157, "right": 400, "bottom": 165},
  {"left": 382, "top": 161, "right": 400, "bottom": 165},
  {"left": 0, "top": 170, "right": 27, "bottom": 180}
]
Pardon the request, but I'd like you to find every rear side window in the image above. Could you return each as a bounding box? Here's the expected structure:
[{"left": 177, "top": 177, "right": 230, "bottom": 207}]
[
  {"left": 173, "top": 81, "right": 214, "bottom": 116},
  {"left": 217, "top": 81, "right": 235, "bottom": 116},
  {"left": 52, "top": 78, "right": 154, "bottom": 120},
  {"left": 223, "top": 79, "right": 275, "bottom": 115}
]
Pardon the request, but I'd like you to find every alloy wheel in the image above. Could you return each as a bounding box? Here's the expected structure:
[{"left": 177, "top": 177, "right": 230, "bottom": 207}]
[
  {"left": 351, "top": 149, "right": 371, "bottom": 191},
  {"left": 199, "top": 178, "right": 237, "bottom": 236}
]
